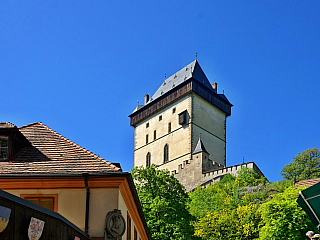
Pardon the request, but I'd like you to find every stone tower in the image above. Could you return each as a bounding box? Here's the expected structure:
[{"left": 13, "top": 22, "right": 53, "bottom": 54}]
[{"left": 129, "top": 60, "right": 233, "bottom": 175}]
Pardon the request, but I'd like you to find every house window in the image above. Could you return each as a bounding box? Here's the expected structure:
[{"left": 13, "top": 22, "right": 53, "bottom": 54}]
[
  {"left": 172, "top": 108, "right": 176, "bottom": 114},
  {"left": 146, "top": 134, "right": 149, "bottom": 144},
  {"left": 168, "top": 122, "right": 171, "bottom": 133},
  {"left": 146, "top": 123, "right": 149, "bottom": 128},
  {"left": 0, "top": 137, "right": 8, "bottom": 160},
  {"left": 127, "top": 213, "right": 132, "bottom": 240},
  {"left": 159, "top": 115, "right": 162, "bottom": 121},
  {"left": 21, "top": 194, "right": 58, "bottom": 212},
  {"left": 164, "top": 144, "right": 169, "bottom": 163},
  {"left": 134, "top": 227, "right": 137, "bottom": 240},
  {"left": 146, "top": 152, "right": 151, "bottom": 167},
  {"left": 154, "top": 130, "right": 156, "bottom": 140}
]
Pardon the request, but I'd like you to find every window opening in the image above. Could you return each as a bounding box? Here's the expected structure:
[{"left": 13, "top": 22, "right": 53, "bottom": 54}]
[
  {"left": 168, "top": 122, "right": 171, "bottom": 133},
  {"left": 164, "top": 144, "right": 169, "bottom": 163},
  {"left": 25, "top": 197, "right": 54, "bottom": 211},
  {"left": 134, "top": 228, "right": 137, "bottom": 240},
  {"left": 172, "top": 108, "right": 176, "bottom": 114},
  {"left": 127, "top": 213, "right": 132, "bottom": 240},
  {"left": 159, "top": 115, "right": 162, "bottom": 121},
  {"left": 154, "top": 130, "right": 156, "bottom": 140},
  {"left": 146, "top": 152, "right": 151, "bottom": 167},
  {"left": 146, "top": 123, "right": 149, "bottom": 128},
  {"left": 146, "top": 134, "right": 149, "bottom": 144},
  {"left": 0, "top": 137, "right": 8, "bottom": 160}
]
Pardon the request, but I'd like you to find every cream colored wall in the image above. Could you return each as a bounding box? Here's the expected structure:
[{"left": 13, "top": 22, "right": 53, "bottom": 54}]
[
  {"left": 191, "top": 94, "right": 227, "bottom": 166},
  {"left": 88, "top": 188, "right": 119, "bottom": 237},
  {"left": 7, "top": 189, "right": 86, "bottom": 231},
  {"left": 134, "top": 95, "right": 192, "bottom": 169}
]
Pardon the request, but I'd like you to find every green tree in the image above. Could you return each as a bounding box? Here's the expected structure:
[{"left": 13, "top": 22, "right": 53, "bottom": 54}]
[
  {"left": 131, "top": 164, "right": 195, "bottom": 240},
  {"left": 281, "top": 148, "right": 320, "bottom": 181},
  {"left": 259, "top": 186, "right": 316, "bottom": 239}
]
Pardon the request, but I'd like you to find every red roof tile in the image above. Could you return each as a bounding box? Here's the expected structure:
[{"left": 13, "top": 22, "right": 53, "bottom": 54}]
[
  {"left": 0, "top": 122, "right": 121, "bottom": 174},
  {"left": 295, "top": 178, "right": 320, "bottom": 188}
]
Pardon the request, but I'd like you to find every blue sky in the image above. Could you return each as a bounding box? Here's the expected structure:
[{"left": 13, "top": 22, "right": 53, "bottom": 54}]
[{"left": 1, "top": 1, "right": 319, "bottom": 182}]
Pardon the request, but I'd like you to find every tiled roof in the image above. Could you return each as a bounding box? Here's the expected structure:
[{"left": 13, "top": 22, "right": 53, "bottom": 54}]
[
  {"left": 193, "top": 138, "right": 209, "bottom": 154},
  {"left": 295, "top": 178, "right": 320, "bottom": 188},
  {"left": 0, "top": 122, "right": 16, "bottom": 128},
  {"left": 0, "top": 122, "right": 121, "bottom": 174}
]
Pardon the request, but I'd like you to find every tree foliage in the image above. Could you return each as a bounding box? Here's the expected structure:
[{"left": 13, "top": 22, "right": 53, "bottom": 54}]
[
  {"left": 259, "top": 186, "right": 316, "bottom": 239},
  {"left": 281, "top": 148, "right": 320, "bottom": 181},
  {"left": 131, "top": 164, "right": 195, "bottom": 240}
]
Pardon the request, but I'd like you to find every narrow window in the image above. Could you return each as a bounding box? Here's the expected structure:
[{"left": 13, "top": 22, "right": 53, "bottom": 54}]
[
  {"left": 127, "top": 213, "right": 132, "bottom": 240},
  {"left": 168, "top": 122, "right": 171, "bottom": 133},
  {"left": 146, "top": 122, "right": 149, "bottom": 128},
  {"left": 0, "top": 137, "right": 8, "bottom": 160},
  {"left": 164, "top": 144, "right": 169, "bottom": 163},
  {"left": 159, "top": 115, "right": 162, "bottom": 121},
  {"left": 154, "top": 130, "right": 156, "bottom": 140},
  {"left": 146, "top": 152, "right": 151, "bottom": 167},
  {"left": 134, "top": 228, "right": 137, "bottom": 240},
  {"left": 146, "top": 134, "right": 148, "bottom": 144},
  {"left": 172, "top": 108, "right": 176, "bottom": 114}
]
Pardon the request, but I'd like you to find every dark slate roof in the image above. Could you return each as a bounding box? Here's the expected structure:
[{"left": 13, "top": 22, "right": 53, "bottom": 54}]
[
  {"left": 0, "top": 122, "right": 121, "bottom": 174},
  {"left": 147, "top": 60, "right": 212, "bottom": 105},
  {"left": 193, "top": 138, "right": 209, "bottom": 154}
]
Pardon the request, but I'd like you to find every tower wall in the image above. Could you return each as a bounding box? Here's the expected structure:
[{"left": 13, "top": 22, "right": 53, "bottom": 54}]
[
  {"left": 134, "top": 95, "right": 193, "bottom": 172},
  {"left": 191, "top": 94, "right": 227, "bottom": 166}
]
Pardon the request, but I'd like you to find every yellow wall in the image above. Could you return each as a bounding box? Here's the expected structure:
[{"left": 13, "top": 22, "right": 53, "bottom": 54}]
[
  {"left": 8, "top": 189, "right": 86, "bottom": 231},
  {"left": 7, "top": 187, "right": 145, "bottom": 240}
]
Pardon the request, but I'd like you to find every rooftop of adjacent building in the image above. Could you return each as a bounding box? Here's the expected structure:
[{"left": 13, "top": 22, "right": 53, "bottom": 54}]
[{"left": 0, "top": 122, "right": 121, "bottom": 174}]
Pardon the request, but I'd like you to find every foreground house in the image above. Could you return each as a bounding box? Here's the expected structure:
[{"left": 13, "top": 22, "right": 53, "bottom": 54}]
[{"left": 0, "top": 122, "right": 150, "bottom": 240}]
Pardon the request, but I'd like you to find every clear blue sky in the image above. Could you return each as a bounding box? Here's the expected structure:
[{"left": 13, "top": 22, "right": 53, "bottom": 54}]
[{"left": 1, "top": 1, "right": 319, "bottom": 182}]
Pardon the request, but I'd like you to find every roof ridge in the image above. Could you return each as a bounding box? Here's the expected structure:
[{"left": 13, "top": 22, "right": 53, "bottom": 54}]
[
  {"left": 19, "top": 122, "right": 42, "bottom": 129},
  {"left": 20, "top": 122, "right": 120, "bottom": 170}
]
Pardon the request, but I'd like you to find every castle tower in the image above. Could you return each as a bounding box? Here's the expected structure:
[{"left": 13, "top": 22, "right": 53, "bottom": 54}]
[{"left": 129, "top": 60, "right": 233, "bottom": 174}]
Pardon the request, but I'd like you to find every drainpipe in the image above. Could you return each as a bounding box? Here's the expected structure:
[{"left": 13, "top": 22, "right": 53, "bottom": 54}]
[{"left": 83, "top": 174, "right": 90, "bottom": 235}]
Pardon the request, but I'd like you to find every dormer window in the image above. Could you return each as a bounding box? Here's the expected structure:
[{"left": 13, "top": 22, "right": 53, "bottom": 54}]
[{"left": 0, "top": 137, "right": 9, "bottom": 160}]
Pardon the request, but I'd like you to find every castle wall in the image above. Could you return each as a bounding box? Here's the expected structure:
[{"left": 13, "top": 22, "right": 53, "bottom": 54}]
[
  {"left": 134, "top": 95, "right": 192, "bottom": 171},
  {"left": 191, "top": 94, "right": 227, "bottom": 166}
]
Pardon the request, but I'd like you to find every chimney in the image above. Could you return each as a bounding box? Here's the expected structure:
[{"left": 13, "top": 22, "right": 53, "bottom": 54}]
[
  {"left": 144, "top": 94, "right": 149, "bottom": 105},
  {"left": 211, "top": 82, "right": 217, "bottom": 93}
]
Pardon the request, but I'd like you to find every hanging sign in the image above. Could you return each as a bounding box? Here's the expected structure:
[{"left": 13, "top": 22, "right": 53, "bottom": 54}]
[
  {"left": 28, "top": 217, "right": 45, "bottom": 240},
  {"left": 0, "top": 206, "right": 11, "bottom": 233}
]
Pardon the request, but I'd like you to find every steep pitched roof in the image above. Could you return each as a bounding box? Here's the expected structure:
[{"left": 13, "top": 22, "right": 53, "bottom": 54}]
[
  {"left": 193, "top": 137, "right": 209, "bottom": 154},
  {"left": 0, "top": 122, "right": 121, "bottom": 174},
  {"left": 147, "top": 60, "right": 213, "bottom": 105}
]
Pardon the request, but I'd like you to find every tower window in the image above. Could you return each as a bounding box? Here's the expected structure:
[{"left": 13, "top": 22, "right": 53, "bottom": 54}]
[
  {"left": 178, "top": 110, "right": 187, "bottom": 125},
  {"left": 0, "top": 137, "right": 8, "bottom": 160},
  {"left": 154, "top": 130, "right": 156, "bottom": 140},
  {"left": 172, "top": 108, "right": 176, "bottom": 114},
  {"left": 146, "top": 123, "right": 149, "bottom": 128},
  {"left": 146, "top": 152, "right": 151, "bottom": 167},
  {"left": 164, "top": 144, "right": 169, "bottom": 163},
  {"left": 168, "top": 122, "right": 171, "bottom": 133},
  {"left": 159, "top": 115, "right": 162, "bottom": 121},
  {"left": 146, "top": 134, "right": 149, "bottom": 144}
]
